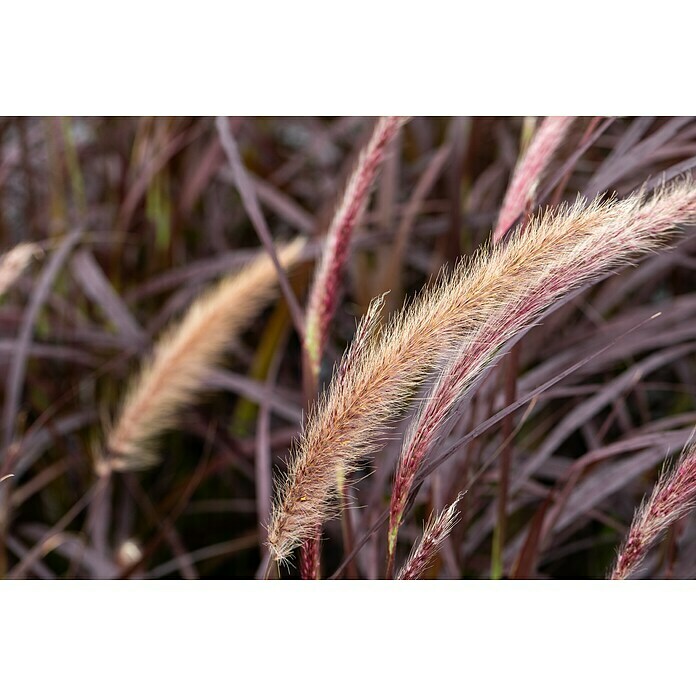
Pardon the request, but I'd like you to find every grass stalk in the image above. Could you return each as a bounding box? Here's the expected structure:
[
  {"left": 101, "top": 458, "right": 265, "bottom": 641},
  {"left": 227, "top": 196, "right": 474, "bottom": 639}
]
[{"left": 490, "top": 343, "right": 518, "bottom": 579}]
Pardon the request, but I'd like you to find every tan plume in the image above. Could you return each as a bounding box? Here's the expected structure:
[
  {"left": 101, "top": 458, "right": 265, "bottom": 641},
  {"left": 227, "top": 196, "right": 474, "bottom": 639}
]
[
  {"left": 269, "top": 179, "right": 696, "bottom": 564},
  {"left": 96, "top": 240, "right": 304, "bottom": 475},
  {"left": 0, "top": 243, "right": 42, "bottom": 298}
]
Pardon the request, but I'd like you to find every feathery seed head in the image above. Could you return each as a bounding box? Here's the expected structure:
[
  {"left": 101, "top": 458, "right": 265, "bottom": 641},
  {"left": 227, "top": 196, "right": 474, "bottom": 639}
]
[
  {"left": 397, "top": 494, "right": 462, "bottom": 580},
  {"left": 389, "top": 180, "right": 696, "bottom": 544},
  {"left": 96, "top": 240, "right": 304, "bottom": 475},
  {"left": 271, "top": 178, "right": 696, "bottom": 564},
  {"left": 494, "top": 116, "right": 576, "bottom": 243},
  {"left": 611, "top": 442, "right": 696, "bottom": 580},
  {"left": 305, "top": 116, "right": 407, "bottom": 379},
  {"left": 0, "top": 242, "right": 42, "bottom": 298}
]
